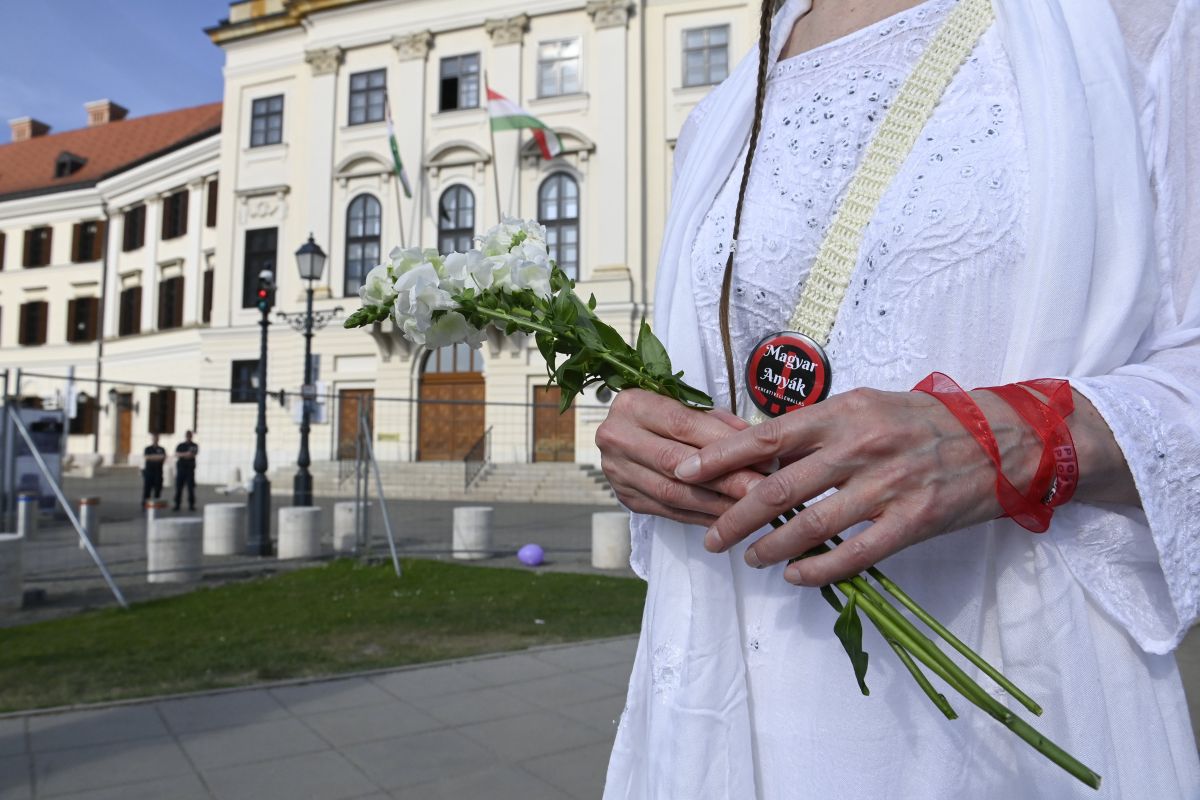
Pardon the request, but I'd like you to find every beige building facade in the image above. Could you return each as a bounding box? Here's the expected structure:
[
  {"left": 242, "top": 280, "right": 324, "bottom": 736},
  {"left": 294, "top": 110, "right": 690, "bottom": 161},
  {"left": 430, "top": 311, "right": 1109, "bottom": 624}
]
[{"left": 1, "top": 0, "right": 757, "bottom": 483}]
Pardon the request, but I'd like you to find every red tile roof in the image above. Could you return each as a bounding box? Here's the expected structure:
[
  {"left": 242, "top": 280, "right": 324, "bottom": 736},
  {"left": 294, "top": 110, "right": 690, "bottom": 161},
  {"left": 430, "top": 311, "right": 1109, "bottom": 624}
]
[{"left": 0, "top": 102, "right": 222, "bottom": 201}]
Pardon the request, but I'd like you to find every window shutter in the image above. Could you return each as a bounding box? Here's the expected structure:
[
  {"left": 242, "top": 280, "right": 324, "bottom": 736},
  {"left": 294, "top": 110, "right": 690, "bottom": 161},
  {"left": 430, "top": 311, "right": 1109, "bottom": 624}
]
[
  {"left": 158, "top": 280, "right": 168, "bottom": 329},
  {"left": 202, "top": 269, "right": 214, "bottom": 323},
  {"left": 148, "top": 391, "right": 159, "bottom": 433},
  {"left": 92, "top": 221, "right": 106, "bottom": 260},
  {"left": 41, "top": 229, "right": 52, "bottom": 266},
  {"left": 18, "top": 303, "right": 29, "bottom": 344},
  {"left": 0, "top": 231, "right": 6, "bottom": 270},
  {"left": 161, "top": 199, "right": 170, "bottom": 240},
  {"left": 133, "top": 287, "right": 142, "bottom": 333},
  {"left": 174, "top": 277, "right": 184, "bottom": 326},
  {"left": 165, "top": 390, "right": 176, "bottom": 434},
  {"left": 66, "top": 298, "right": 78, "bottom": 342},
  {"left": 71, "top": 223, "right": 82, "bottom": 263},
  {"left": 84, "top": 297, "right": 99, "bottom": 341},
  {"left": 178, "top": 191, "right": 189, "bottom": 238},
  {"left": 22, "top": 230, "right": 33, "bottom": 267},
  {"left": 37, "top": 301, "right": 47, "bottom": 343},
  {"left": 206, "top": 180, "right": 218, "bottom": 227}
]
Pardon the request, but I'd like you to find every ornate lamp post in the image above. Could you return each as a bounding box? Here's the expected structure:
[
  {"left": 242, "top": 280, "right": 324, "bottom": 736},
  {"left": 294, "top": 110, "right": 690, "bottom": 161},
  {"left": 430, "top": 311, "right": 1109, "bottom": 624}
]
[
  {"left": 248, "top": 268, "right": 274, "bottom": 556},
  {"left": 277, "top": 235, "right": 341, "bottom": 506}
]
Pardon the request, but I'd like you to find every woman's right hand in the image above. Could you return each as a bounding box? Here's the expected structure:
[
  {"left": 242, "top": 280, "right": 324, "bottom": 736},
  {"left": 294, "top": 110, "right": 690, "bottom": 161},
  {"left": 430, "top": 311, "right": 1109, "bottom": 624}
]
[{"left": 595, "top": 389, "right": 766, "bottom": 527}]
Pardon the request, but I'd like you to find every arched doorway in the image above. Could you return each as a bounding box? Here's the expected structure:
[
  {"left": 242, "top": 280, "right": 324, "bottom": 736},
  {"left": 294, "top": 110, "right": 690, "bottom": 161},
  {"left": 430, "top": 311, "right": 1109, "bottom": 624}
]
[{"left": 418, "top": 343, "right": 485, "bottom": 461}]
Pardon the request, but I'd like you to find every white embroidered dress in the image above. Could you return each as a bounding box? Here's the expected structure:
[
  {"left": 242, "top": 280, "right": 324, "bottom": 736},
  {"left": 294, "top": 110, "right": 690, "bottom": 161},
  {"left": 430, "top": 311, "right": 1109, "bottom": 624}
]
[{"left": 604, "top": 1, "right": 1200, "bottom": 798}]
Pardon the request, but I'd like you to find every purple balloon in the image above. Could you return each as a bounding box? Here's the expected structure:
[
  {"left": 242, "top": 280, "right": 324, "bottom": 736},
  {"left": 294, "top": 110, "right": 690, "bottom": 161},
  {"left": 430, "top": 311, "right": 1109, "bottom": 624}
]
[{"left": 517, "top": 543, "right": 544, "bottom": 566}]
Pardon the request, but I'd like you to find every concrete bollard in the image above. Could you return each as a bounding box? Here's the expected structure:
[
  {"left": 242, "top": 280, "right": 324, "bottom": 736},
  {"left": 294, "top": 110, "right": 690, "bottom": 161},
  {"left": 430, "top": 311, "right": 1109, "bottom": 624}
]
[
  {"left": 0, "top": 533, "right": 22, "bottom": 610},
  {"left": 203, "top": 503, "right": 245, "bottom": 556},
  {"left": 452, "top": 506, "right": 493, "bottom": 560},
  {"left": 147, "top": 517, "right": 203, "bottom": 584},
  {"left": 333, "top": 501, "right": 371, "bottom": 555},
  {"left": 16, "top": 493, "right": 37, "bottom": 539},
  {"left": 592, "top": 511, "right": 632, "bottom": 570},
  {"left": 277, "top": 506, "right": 322, "bottom": 560},
  {"left": 78, "top": 497, "right": 101, "bottom": 549}
]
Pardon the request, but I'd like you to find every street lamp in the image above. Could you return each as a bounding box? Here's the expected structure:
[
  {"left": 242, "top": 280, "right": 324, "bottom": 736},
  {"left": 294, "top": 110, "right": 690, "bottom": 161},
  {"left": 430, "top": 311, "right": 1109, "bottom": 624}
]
[
  {"left": 277, "top": 234, "right": 341, "bottom": 507},
  {"left": 248, "top": 268, "right": 275, "bottom": 556}
]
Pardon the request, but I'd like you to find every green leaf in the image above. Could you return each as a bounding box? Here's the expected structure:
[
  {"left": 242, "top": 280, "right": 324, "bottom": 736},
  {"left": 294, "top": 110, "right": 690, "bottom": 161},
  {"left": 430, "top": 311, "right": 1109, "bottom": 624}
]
[
  {"left": 832, "top": 591, "right": 871, "bottom": 696},
  {"left": 594, "top": 320, "right": 632, "bottom": 355},
  {"left": 588, "top": 293, "right": 597, "bottom": 311},
  {"left": 558, "top": 389, "right": 577, "bottom": 414},
  {"left": 636, "top": 320, "right": 672, "bottom": 378},
  {"left": 536, "top": 333, "right": 557, "bottom": 370}
]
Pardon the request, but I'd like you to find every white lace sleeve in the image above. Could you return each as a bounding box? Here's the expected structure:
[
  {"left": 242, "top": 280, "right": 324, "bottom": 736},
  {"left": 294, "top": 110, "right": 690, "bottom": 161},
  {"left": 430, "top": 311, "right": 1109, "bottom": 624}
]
[{"left": 1068, "top": 0, "right": 1200, "bottom": 654}]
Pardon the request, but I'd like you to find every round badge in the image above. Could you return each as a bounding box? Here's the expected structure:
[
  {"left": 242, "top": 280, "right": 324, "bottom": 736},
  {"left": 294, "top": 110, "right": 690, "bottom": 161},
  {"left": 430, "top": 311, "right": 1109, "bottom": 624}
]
[{"left": 745, "top": 331, "right": 831, "bottom": 417}]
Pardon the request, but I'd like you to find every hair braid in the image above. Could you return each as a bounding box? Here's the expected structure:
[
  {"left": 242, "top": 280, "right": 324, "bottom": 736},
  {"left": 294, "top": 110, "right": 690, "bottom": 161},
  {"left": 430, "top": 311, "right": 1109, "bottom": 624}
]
[{"left": 718, "top": 0, "right": 776, "bottom": 414}]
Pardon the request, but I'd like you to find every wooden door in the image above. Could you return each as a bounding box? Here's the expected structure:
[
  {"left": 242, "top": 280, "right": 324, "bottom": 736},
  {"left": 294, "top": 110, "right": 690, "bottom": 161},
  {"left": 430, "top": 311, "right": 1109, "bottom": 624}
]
[
  {"left": 337, "top": 389, "right": 374, "bottom": 460},
  {"left": 532, "top": 386, "right": 575, "bottom": 462},
  {"left": 115, "top": 394, "right": 132, "bottom": 464},
  {"left": 418, "top": 374, "right": 485, "bottom": 461}
]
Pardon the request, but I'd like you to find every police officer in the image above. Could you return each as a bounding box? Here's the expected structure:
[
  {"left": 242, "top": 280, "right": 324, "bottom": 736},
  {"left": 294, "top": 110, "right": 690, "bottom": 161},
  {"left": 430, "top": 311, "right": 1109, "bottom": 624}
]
[
  {"left": 172, "top": 430, "right": 199, "bottom": 512},
  {"left": 142, "top": 434, "right": 166, "bottom": 502}
]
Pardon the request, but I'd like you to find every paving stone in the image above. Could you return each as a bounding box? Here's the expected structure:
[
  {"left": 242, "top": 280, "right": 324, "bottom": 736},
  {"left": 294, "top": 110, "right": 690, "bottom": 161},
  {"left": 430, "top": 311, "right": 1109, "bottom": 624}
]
[
  {"left": 522, "top": 741, "right": 616, "bottom": 800},
  {"left": 47, "top": 773, "right": 211, "bottom": 800},
  {"left": 532, "top": 642, "right": 635, "bottom": 672},
  {"left": 577, "top": 659, "right": 635, "bottom": 691},
  {"left": 457, "top": 711, "right": 610, "bottom": 763},
  {"left": 457, "top": 654, "right": 566, "bottom": 687},
  {"left": 370, "top": 666, "right": 485, "bottom": 701},
  {"left": 301, "top": 700, "right": 444, "bottom": 748},
  {"left": 0, "top": 719, "right": 25, "bottom": 757},
  {"left": 27, "top": 705, "right": 168, "bottom": 752},
  {"left": 179, "top": 716, "right": 328, "bottom": 770},
  {"left": 392, "top": 765, "right": 571, "bottom": 800},
  {"left": 503, "top": 671, "right": 622, "bottom": 711},
  {"left": 158, "top": 688, "right": 290, "bottom": 734},
  {"left": 204, "top": 750, "right": 378, "bottom": 800},
  {"left": 0, "top": 753, "right": 32, "bottom": 800},
  {"left": 270, "top": 678, "right": 396, "bottom": 717},
  {"left": 406, "top": 686, "right": 539, "bottom": 728},
  {"left": 342, "top": 729, "right": 495, "bottom": 791},
  {"left": 555, "top": 693, "right": 627, "bottom": 736},
  {"left": 32, "top": 737, "right": 193, "bottom": 797}
]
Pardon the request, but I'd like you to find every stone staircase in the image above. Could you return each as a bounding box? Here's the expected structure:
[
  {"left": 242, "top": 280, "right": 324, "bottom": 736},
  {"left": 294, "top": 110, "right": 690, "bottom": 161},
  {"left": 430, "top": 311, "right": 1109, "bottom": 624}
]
[{"left": 298, "top": 460, "right": 618, "bottom": 505}]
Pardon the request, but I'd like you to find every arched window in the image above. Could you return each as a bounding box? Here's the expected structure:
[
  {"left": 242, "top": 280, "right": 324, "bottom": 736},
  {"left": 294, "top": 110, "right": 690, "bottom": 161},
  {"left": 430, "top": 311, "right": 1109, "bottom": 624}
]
[
  {"left": 344, "top": 194, "right": 381, "bottom": 296},
  {"left": 538, "top": 173, "right": 579, "bottom": 280},
  {"left": 422, "top": 342, "right": 484, "bottom": 374},
  {"left": 438, "top": 186, "right": 475, "bottom": 253}
]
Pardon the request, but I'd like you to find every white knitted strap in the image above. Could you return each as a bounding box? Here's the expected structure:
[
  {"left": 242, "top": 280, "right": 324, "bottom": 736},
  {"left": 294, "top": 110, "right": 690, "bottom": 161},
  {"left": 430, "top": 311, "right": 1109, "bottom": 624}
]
[{"left": 788, "top": 0, "right": 995, "bottom": 344}]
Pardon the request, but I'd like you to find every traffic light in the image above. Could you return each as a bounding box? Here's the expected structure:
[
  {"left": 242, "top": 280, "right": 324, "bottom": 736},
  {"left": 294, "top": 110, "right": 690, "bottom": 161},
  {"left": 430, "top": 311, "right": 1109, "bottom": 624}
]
[{"left": 256, "top": 269, "right": 275, "bottom": 313}]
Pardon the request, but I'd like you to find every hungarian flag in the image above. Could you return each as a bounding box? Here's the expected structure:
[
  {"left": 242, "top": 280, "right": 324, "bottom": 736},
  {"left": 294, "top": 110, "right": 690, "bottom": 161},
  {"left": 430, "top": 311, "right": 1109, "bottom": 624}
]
[
  {"left": 487, "top": 87, "right": 563, "bottom": 160},
  {"left": 385, "top": 100, "right": 413, "bottom": 199}
]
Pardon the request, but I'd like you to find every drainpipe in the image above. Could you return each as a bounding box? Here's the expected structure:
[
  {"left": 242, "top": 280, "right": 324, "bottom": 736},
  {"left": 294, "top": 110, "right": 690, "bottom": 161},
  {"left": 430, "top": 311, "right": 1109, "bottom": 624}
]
[{"left": 94, "top": 201, "right": 111, "bottom": 454}]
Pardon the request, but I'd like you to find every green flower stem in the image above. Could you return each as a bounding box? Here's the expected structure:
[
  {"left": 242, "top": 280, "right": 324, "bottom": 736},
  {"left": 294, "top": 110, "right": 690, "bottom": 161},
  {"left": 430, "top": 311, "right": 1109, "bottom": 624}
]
[
  {"left": 883, "top": 634, "right": 958, "bottom": 720},
  {"left": 466, "top": 304, "right": 554, "bottom": 337},
  {"left": 830, "top": 533, "right": 1044, "bottom": 717}
]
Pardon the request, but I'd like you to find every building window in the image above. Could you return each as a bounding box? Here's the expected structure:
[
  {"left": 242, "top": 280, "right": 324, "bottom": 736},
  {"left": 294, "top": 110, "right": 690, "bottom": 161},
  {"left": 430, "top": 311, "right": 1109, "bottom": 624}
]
[
  {"left": 161, "top": 189, "right": 189, "bottom": 240},
  {"left": 348, "top": 69, "right": 386, "bottom": 125},
  {"left": 206, "top": 180, "right": 219, "bottom": 227},
  {"left": 72, "top": 220, "right": 104, "bottom": 263},
  {"left": 202, "top": 268, "right": 214, "bottom": 324},
  {"left": 118, "top": 286, "right": 142, "bottom": 336},
  {"left": 243, "top": 228, "right": 277, "bottom": 308},
  {"left": 158, "top": 276, "right": 184, "bottom": 330},
  {"left": 65, "top": 297, "right": 99, "bottom": 343},
  {"left": 344, "top": 194, "right": 382, "bottom": 297},
  {"left": 423, "top": 342, "right": 484, "bottom": 374},
  {"left": 537, "top": 39, "right": 581, "bottom": 97},
  {"left": 18, "top": 301, "right": 48, "bottom": 346},
  {"left": 437, "top": 186, "right": 475, "bottom": 253},
  {"left": 439, "top": 54, "right": 480, "bottom": 111},
  {"left": 0, "top": 231, "right": 6, "bottom": 270},
  {"left": 230, "top": 360, "right": 259, "bottom": 404},
  {"left": 123, "top": 205, "right": 146, "bottom": 251},
  {"left": 23, "top": 226, "right": 52, "bottom": 267},
  {"left": 250, "top": 95, "right": 283, "bottom": 147},
  {"left": 69, "top": 393, "right": 97, "bottom": 436},
  {"left": 682, "top": 25, "right": 729, "bottom": 87},
  {"left": 539, "top": 173, "right": 580, "bottom": 280},
  {"left": 148, "top": 389, "right": 176, "bottom": 435},
  {"left": 55, "top": 151, "right": 86, "bottom": 179}
]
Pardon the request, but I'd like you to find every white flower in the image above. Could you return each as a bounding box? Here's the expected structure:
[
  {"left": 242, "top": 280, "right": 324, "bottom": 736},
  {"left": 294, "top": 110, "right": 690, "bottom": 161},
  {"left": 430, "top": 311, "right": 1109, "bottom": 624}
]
[
  {"left": 424, "top": 311, "right": 488, "bottom": 350},
  {"left": 391, "top": 262, "right": 454, "bottom": 341},
  {"left": 478, "top": 216, "right": 548, "bottom": 256},
  {"left": 358, "top": 263, "right": 394, "bottom": 307},
  {"left": 442, "top": 250, "right": 495, "bottom": 293}
]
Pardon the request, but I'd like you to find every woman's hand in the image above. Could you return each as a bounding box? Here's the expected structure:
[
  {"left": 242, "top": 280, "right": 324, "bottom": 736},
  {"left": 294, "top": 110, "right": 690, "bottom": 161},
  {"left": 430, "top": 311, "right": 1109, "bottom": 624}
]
[
  {"left": 596, "top": 389, "right": 767, "bottom": 527},
  {"left": 673, "top": 387, "right": 1046, "bottom": 586}
]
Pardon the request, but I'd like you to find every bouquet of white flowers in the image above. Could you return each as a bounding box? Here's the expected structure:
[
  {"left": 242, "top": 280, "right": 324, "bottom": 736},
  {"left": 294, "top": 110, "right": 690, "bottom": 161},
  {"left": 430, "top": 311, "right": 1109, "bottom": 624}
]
[{"left": 345, "top": 217, "right": 1100, "bottom": 790}]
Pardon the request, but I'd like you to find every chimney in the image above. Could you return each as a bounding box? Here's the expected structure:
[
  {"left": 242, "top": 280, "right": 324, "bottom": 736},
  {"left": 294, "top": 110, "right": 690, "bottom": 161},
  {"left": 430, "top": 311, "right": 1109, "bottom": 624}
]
[
  {"left": 84, "top": 99, "right": 128, "bottom": 127},
  {"left": 9, "top": 117, "right": 51, "bottom": 142}
]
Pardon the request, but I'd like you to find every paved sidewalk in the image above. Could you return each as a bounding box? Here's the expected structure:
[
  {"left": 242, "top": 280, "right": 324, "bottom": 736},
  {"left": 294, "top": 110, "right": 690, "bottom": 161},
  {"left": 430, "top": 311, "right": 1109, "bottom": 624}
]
[{"left": 0, "top": 637, "right": 637, "bottom": 800}]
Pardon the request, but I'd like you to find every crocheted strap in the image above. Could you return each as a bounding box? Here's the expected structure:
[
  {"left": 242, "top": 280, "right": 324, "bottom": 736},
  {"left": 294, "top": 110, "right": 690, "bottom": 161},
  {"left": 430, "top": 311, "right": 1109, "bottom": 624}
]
[{"left": 787, "top": 0, "right": 996, "bottom": 344}]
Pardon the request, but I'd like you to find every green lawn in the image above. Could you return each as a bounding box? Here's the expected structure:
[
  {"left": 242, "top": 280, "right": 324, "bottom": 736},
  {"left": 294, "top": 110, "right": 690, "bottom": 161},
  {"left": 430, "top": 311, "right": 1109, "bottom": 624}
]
[{"left": 0, "top": 559, "right": 646, "bottom": 713}]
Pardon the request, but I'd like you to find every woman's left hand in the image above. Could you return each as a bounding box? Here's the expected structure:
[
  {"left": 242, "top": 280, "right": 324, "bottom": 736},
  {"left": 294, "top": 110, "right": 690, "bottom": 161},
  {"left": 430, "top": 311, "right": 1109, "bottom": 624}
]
[{"left": 673, "top": 387, "right": 1043, "bottom": 586}]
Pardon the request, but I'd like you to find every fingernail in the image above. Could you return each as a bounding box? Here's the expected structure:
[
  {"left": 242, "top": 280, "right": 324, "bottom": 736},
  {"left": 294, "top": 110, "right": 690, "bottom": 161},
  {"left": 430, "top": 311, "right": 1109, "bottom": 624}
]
[
  {"left": 744, "top": 549, "right": 764, "bottom": 569},
  {"left": 784, "top": 563, "right": 803, "bottom": 584},
  {"left": 675, "top": 455, "right": 701, "bottom": 479},
  {"left": 704, "top": 526, "right": 723, "bottom": 552}
]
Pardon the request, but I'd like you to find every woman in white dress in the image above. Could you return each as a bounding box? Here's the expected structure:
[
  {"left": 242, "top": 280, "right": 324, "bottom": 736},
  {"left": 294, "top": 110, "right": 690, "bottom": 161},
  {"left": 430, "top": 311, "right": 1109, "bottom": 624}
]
[{"left": 598, "top": 0, "right": 1200, "bottom": 797}]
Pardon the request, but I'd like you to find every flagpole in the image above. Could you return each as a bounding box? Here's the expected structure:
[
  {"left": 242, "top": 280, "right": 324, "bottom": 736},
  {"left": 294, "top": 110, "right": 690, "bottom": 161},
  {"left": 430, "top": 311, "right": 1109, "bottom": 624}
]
[
  {"left": 385, "top": 93, "right": 408, "bottom": 248},
  {"left": 484, "top": 71, "right": 503, "bottom": 218}
]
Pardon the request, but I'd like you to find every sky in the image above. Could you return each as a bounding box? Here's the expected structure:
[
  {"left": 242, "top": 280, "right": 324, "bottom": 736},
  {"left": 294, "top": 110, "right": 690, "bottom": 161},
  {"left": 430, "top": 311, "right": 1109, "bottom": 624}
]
[{"left": 0, "top": 0, "right": 230, "bottom": 143}]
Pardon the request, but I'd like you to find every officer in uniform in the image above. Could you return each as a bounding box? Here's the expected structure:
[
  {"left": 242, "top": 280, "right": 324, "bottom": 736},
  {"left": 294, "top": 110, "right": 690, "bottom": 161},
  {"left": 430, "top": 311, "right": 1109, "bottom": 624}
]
[
  {"left": 173, "top": 430, "right": 199, "bottom": 512},
  {"left": 142, "top": 434, "right": 166, "bottom": 502}
]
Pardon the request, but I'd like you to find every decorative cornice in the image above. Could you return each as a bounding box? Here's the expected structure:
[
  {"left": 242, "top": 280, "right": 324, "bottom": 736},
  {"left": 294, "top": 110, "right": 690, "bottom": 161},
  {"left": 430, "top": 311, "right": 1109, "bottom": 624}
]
[
  {"left": 485, "top": 14, "right": 529, "bottom": 46},
  {"left": 305, "top": 46, "right": 344, "bottom": 76},
  {"left": 586, "top": 0, "right": 631, "bottom": 29},
  {"left": 392, "top": 30, "right": 433, "bottom": 61}
]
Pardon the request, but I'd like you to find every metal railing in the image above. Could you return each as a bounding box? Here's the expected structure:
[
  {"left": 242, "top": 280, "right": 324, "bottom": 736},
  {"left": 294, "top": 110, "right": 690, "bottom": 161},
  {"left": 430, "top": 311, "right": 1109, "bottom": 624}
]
[{"left": 463, "top": 426, "right": 492, "bottom": 490}]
